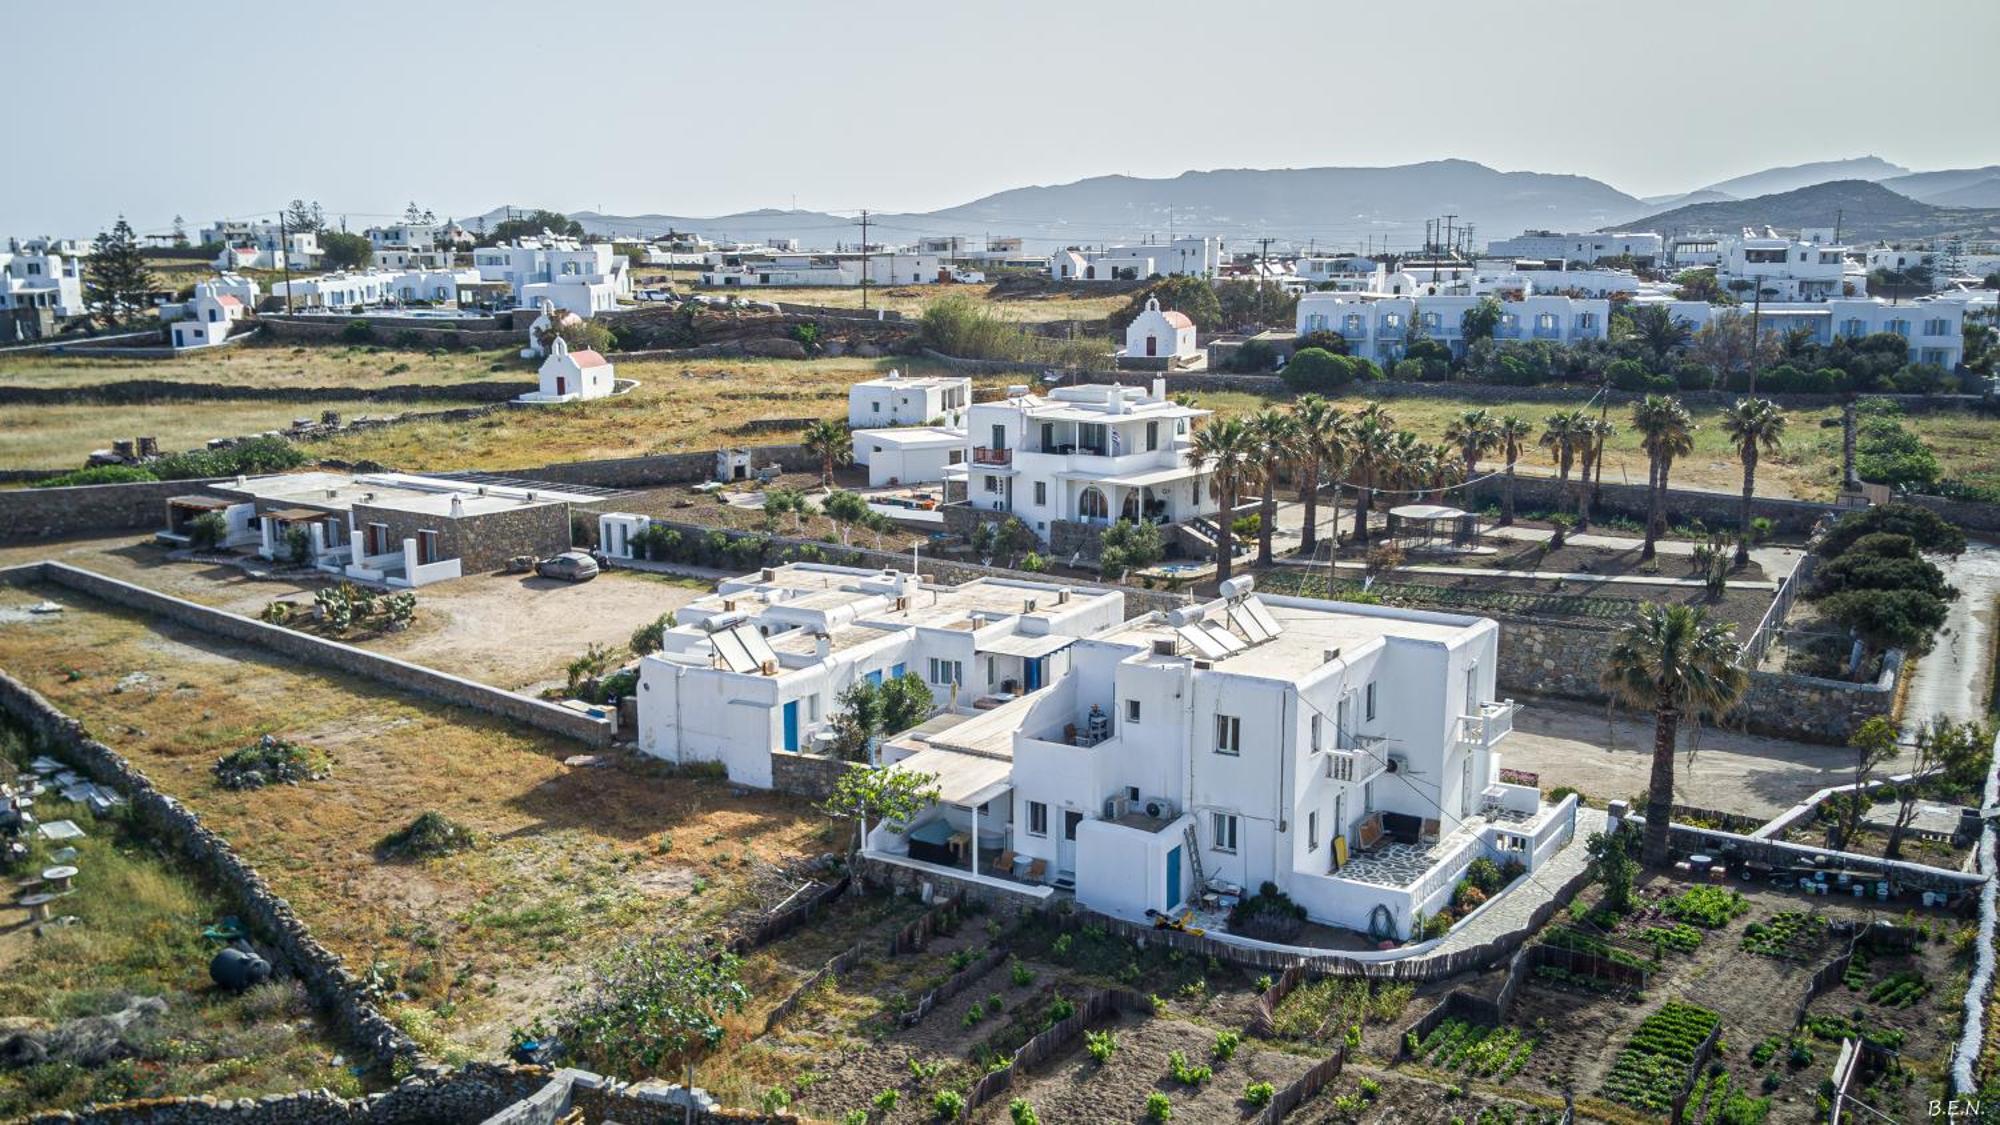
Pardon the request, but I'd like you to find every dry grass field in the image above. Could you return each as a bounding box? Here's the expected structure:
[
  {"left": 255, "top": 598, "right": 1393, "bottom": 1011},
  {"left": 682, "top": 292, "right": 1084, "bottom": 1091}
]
[
  {"left": 0, "top": 340, "right": 521, "bottom": 392},
  {"left": 628, "top": 271, "right": 1135, "bottom": 325},
  {"left": 0, "top": 585, "right": 830, "bottom": 1058}
]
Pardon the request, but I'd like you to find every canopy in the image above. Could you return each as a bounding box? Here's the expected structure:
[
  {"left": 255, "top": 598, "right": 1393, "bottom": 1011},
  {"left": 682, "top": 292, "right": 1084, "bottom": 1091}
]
[
  {"left": 1387, "top": 503, "right": 1467, "bottom": 521},
  {"left": 979, "top": 633, "right": 1074, "bottom": 660},
  {"left": 893, "top": 747, "right": 1012, "bottom": 807}
]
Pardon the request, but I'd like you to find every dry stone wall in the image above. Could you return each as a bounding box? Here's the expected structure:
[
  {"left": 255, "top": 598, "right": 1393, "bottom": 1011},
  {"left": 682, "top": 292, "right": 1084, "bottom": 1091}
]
[{"left": 0, "top": 477, "right": 234, "bottom": 541}]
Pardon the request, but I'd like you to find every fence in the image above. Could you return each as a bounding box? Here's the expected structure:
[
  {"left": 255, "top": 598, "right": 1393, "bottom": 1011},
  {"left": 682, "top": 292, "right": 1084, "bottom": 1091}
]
[
  {"left": 1668, "top": 1022, "right": 1725, "bottom": 1125},
  {"left": 899, "top": 946, "right": 1012, "bottom": 1028},
  {"left": 1950, "top": 730, "right": 2000, "bottom": 1094},
  {"left": 889, "top": 896, "right": 966, "bottom": 955},
  {"left": 1248, "top": 963, "right": 1309, "bottom": 1037},
  {"left": 728, "top": 876, "right": 851, "bottom": 955},
  {"left": 1742, "top": 553, "right": 1818, "bottom": 668},
  {"left": 1399, "top": 991, "right": 1501, "bottom": 1060},
  {"left": 1524, "top": 941, "right": 1653, "bottom": 992},
  {"left": 963, "top": 989, "right": 1150, "bottom": 1112},
  {"left": 760, "top": 892, "right": 963, "bottom": 1035},
  {"left": 1789, "top": 924, "right": 1924, "bottom": 1032},
  {"left": 1252, "top": 1044, "right": 1348, "bottom": 1125}
]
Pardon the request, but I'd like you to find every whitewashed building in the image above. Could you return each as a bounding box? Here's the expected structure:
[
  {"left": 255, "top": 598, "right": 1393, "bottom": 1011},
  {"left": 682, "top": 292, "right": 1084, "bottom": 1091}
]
[
  {"left": 0, "top": 247, "right": 86, "bottom": 317},
  {"left": 1484, "top": 230, "right": 1664, "bottom": 266},
  {"left": 854, "top": 426, "right": 967, "bottom": 487},
  {"left": 698, "top": 251, "right": 945, "bottom": 288},
  {"left": 518, "top": 336, "right": 617, "bottom": 404},
  {"left": 954, "top": 381, "right": 1217, "bottom": 544},
  {"left": 365, "top": 223, "right": 452, "bottom": 270},
  {"left": 633, "top": 563, "right": 1127, "bottom": 789},
  {"left": 847, "top": 370, "right": 972, "bottom": 430},
  {"left": 1294, "top": 292, "right": 1611, "bottom": 364},
  {"left": 867, "top": 578, "right": 1575, "bottom": 940},
  {"left": 1049, "top": 237, "right": 1219, "bottom": 282},
  {"left": 473, "top": 235, "right": 631, "bottom": 316},
  {"left": 1718, "top": 230, "right": 1865, "bottom": 302},
  {"left": 1118, "top": 296, "right": 1200, "bottom": 368},
  {"left": 166, "top": 283, "right": 246, "bottom": 349},
  {"left": 1666, "top": 298, "right": 1965, "bottom": 369},
  {"left": 521, "top": 298, "right": 582, "bottom": 359}
]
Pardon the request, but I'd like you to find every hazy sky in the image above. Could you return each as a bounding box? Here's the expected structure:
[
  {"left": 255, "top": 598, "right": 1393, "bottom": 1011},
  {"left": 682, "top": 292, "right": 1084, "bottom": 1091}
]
[{"left": 8, "top": 0, "right": 1998, "bottom": 238}]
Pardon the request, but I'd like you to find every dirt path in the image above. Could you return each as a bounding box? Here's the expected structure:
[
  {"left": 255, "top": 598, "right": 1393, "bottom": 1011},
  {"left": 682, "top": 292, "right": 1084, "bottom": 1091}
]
[{"left": 1901, "top": 538, "right": 2000, "bottom": 727}]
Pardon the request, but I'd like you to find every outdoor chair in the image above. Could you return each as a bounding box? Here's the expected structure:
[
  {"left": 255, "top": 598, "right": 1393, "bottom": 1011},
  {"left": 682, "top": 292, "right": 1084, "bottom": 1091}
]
[{"left": 990, "top": 849, "right": 1016, "bottom": 875}]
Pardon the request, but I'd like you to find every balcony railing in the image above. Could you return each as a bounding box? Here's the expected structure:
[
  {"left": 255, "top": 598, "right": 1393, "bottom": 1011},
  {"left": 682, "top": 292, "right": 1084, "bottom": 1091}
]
[
  {"left": 971, "top": 447, "right": 1012, "bottom": 466},
  {"left": 1456, "top": 699, "right": 1518, "bottom": 752}
]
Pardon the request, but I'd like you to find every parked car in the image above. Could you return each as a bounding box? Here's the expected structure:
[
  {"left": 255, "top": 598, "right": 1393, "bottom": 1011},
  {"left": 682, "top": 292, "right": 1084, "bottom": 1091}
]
[{"left": 535, "top": 551, "right": 599, "bottom": 582}]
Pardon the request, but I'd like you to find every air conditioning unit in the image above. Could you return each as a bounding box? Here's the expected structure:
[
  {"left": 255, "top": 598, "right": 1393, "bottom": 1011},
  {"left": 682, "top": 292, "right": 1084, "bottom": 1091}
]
[
  {"left": 1151, "top": 638, "right": 1178, "bottom": 658},
  {"left": 1103, "top": 795, "right": 1131, "bottom": 819},
  {"left": 1385, "top": 753, "right": 1410, "bottom": 775},
  {"left": 1141, "top": 796, "right": 1177, "bottom": 820}
]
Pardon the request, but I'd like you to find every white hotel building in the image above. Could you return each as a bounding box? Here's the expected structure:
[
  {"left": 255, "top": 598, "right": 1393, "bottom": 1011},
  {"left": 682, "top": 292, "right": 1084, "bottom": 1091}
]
[
  {"left": 1049, "top": 237, "right": 1220, "bottom": 283},
  {"left": 951, "top": 381, "right": 1219, "bottom": 545},
  {"left": 1294, "top": 291, "right": 1611, "bottom": 365}
]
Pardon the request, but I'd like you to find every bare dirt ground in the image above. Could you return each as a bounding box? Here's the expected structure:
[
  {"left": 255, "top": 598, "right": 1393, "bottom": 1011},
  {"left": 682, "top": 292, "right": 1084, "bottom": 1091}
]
[
  {"left": 1503, "top": 698, "right": 1917, "bottom": 821},
  {"left": 0, "top": 536, "right": 707, "bottom": 691}
]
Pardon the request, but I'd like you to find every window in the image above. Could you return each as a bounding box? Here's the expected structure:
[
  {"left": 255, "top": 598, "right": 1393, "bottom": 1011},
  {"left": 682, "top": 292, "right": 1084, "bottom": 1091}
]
[
  {"left": 1033, "top": 481, "right": 1047, "bottom": 505},
  {"left": 1310, "top": 714, "right": 1322, "bottom": 751},
  {"left": 1126, "top": 699, "right": 1141, "bottom": 724},
  {"left": 1365, "top": 682, "right": 1377, "bottom": 722},
  {"left": 984, "top": 475, "right": 1001, "bottom": 494},
  {"left": 1146, "top": 421, "right": 1159, "bottom": 451},
  {"left": 1211, "top": 812, "right": 1239, "bottom": 853},
  {"left": 808, "top": 695, "right": 820, "bottom": 721},
  {"left": 1308, "top": 810, "right": 1319, "bottom": 851},
  {"left": 416, "top": 529, "right": 440, "bottom": 564},
  {"left": 1923, "top": 318, "right": 1950, "bottom": 337},
  {"left": 1027, "top": 801, "right": 1049, "bottom": 837},
  {"left": 1885, "top": 320, "right": 1910, "bottom": 338},
  {"left": 1078, "top": 487, "right": 1109, "bottom": 521},
  {"left": 871, "top": 401, "right": 880, "bottom": 413},
  {"left": 1214, "top": 714, "right": 1241, "bottom": 755},
  {"left": 1364, "top": 779, "right": 1375, "bottom": 812},
  {"left": 928, "top": 658, "right": 963, "bottom": 686},
  {"left": 987, "top": 656, "right": 996, "bottom": 686}
]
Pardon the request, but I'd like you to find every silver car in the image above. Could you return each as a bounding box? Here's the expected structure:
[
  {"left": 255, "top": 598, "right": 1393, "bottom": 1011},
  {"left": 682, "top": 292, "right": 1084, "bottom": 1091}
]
[{"left": 535, "top": 551, "right": 600, "bottom": 582}]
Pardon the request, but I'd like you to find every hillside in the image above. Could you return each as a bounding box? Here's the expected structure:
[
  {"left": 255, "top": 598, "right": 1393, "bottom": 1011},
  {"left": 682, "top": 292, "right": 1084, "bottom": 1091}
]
[
  {"left": 1879, "top": 166, "right": 2000, "bottom": 204},
  {"left": 1627, "top": 180, "right": 2000, "bottom": 243},
  {"left": 1699, "top": 156, "right": 1908, "bottom": 198}
]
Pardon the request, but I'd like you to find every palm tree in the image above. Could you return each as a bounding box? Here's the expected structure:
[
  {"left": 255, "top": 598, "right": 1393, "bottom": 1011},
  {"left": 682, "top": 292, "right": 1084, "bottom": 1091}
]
[
  {"left": 1575, "top": 417, "right": 1615, "bottom": 530},
  {"left": 1588, "top": 416, "right": 1617, "bottom": 512},
  {"left": 1290, "top": 396, "right": 1347, "bottom": 559},
  {"left": 1601, "top": 603, "right": 1748, "bottom": 866},
  {"left": 1191, "top": 417, "right": 1262, "bottom": 582},
  {"left": 1623, "top": 304, "right": 1694, "bottom": 363},
  {"left": 1629, "top": 395, "right": 1694, "bottom": 561},
  {"left": 1720, "top": 397, "right": 1788, "bottom": 565},
  {"left": 1538, "top": 410, "right": 1586, "bottom": 546},
  {"left": 1442, "top": 408, "right": 1501, "bottom": 500},
  {"left": 802, "top": 420, "right": 852, "bottom": 489},
  {"left": 1494, "top": 415, "right": 1533, "bottom": 526},
  {"left": 1248, "top": 408, "right": 1297, "bottom": 566},
  {"left": 1346, "top": 412, "right": 1396, "bottom": 546}
]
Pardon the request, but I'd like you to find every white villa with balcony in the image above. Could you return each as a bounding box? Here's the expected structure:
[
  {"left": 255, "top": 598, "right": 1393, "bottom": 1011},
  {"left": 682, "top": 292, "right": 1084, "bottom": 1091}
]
[
  {"left": 951, "top": 380, "right": 1218, "bottom": 545},
  {"left": 848, "top": 370, "right": 972, "bottom": 432},
  {"left": 1660, "top": 297, "right": 1965, "bottom": 369},
  {"left": 866, "top": 578, "right": 1574, "bottom": 944},
  {"left": 633, "top": 564, "right": 1127, "bottom": 789},
  {"left": 1718, "top": 230, "right": 1866, "bottom": 302},
  {"left": 1295, "top": 291, "right": 1611, "bottom": 366}
]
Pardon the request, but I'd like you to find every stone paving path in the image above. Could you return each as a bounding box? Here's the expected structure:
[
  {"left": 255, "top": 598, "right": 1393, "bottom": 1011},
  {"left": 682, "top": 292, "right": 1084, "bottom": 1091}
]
[
  {"left": 1901, "top": 538, "right": 2000, "bottom": 728},
  {"left": 1422, "top": 804, "right": 1606, "bottom": 959}
]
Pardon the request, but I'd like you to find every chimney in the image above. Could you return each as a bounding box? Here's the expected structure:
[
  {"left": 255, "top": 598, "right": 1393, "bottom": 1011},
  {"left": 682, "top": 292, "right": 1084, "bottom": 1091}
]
[
  {"left": 449, "top": 493, "right": 464, "bottom": 518},
  {"left": 813, "top": 632, "right": 831, "bottom": 660},
  {"left": 1151, "top": 377, "right": 1166, "bottom": 400}
]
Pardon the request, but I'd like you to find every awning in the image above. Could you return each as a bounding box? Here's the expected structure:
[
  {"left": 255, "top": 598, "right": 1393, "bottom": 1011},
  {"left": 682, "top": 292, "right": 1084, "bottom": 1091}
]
[
  {"left": 1098, "top": 463, "right": 1203, "bottom": 489},
  {"left": 167, "top": 495, "right": 233, "bottom": 510},
  {"left": 893, "top": 747, "right": 1012, "bottom": 807},
  {"left": 262, "top": 507, "right": 334, "bottom": 522},
  {"left": 979, "top": 632, "right": 1074, "bottom": 659},
  {"left": 1388, "top": 503, "right": 1467, "bottom": 520}
]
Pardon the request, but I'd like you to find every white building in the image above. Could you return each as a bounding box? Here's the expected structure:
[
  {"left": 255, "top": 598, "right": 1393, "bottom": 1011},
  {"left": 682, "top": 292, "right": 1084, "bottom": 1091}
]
[
  {"left": 1295, "top": 257, "right": 1388, "bottom": 291},
  {"left": 166, "top": 283, "right": 246, "bottom": 349},
  {"left": 209, "top": 273, "right": 261, "bottom": 307},
  {"left": 848, "top": 370, "right": 972, "bottom": 430},
  {"left": 698, "top": 251, "right": 946, "bottom": 288},
  {"left": 1119, "top": 296, "right": 1200, "bottom": 367},
  {"left": 954, "top": 381, "right": 1217, "bottom": 544},
  {"left": 521, "top": 298, "right": 582, "bottom": 359},
  {"left": 1484, "top": 230, "right": 1663, "bottom": 266},
  {"left": 518, "top": 336, "right": 617, "bottom": 404},
  {"left": 0, "top": 247, "right": 86, "bottom": 318},
  {"left": 268, "top": 267, "right": 483, "bottom": 310},
  {"left": 633, "top": 563, "right": 1127, "bottom": 790},
  {"left": 865, "top": 578, "right": 1572, "bottom": 940},
  {"left": 853, "top": 427, "right": 967, "bottom": 487},
  {"left": 1294, "top": 292, "right": 1611, "bottom": 365},
  {"left": 365, "top": 223, "right": 452, "bottom": 270},
  {"left": 473, "top": 235, "right": 631, "bottom": 316},
  {"left": 213, "top": 230, "right": 320, "bottom": 271},
  {"left": 1718, "top": 229, "right": 1865, "bottom": 302},
  {"left": 1049, "top": 237, "right": 1219, "bottom": 282},
  {"left": 1667, "top": 298, "right": 1965, "bottom": 369}
]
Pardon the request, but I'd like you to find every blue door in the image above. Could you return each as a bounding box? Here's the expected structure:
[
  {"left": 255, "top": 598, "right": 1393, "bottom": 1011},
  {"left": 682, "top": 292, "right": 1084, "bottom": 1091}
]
[
  {"left": 890, "top": 663, "right": 906, "bottom": 680},
  {"left": 782, "top": 701, "right": 799, "bottom": 751},
  {"left": 1024, "top": 657, "right": 1044, "bottom": 691},
  {"left": 1164, "top": 846, "right": 1182, "bottom": 910},
  {"left": 866, "top": 669, "right": 884, "bottom": 687}
]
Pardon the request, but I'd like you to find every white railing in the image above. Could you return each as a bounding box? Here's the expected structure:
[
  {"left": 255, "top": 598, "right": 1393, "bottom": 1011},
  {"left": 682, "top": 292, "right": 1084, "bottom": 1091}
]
[
  {"left": 1456, "top": 699, "right": 1518, "bottom": 751},
  {"left": 1407, "top": 832, "right": 1485, "bottom": 914},
  {"left": 1529, "top": 794, "right": 1580, "bottom": 870},
  {"left": 1742, "top": 554, "right": 1817, "bottom": 668}
]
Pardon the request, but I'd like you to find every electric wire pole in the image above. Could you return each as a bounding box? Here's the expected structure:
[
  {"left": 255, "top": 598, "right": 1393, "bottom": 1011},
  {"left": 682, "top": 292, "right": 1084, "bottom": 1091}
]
[
  {"left": 856, "top": 210, "right": 870, "bottom": 311},
  {"left": 278, "top": 212, "right": 293, "bottom": 316}
]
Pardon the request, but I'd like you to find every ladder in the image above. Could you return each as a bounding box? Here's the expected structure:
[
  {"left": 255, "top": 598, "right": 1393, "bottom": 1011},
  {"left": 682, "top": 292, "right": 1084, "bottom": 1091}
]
[{"left": 1182, "top": 821, "right": 1208, "bottom": 898}]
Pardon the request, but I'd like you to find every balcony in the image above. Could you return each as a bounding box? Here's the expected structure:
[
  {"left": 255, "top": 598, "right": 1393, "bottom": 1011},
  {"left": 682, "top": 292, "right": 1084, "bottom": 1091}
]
[
  {"left": 1456, "top": 699, "right": 1518, "bottom": 753},
  {"left": 971, "top": 447, "right": 1012, "bottom": 466}
]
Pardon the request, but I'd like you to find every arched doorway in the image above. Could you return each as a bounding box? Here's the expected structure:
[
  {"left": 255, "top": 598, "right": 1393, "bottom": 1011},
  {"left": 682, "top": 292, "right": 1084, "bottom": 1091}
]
[{"left": 1078, "top": 487, "right": 1109, "bottom": 523}]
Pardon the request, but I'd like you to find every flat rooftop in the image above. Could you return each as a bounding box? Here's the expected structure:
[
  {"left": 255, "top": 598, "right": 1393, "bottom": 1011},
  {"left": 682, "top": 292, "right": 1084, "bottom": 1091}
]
[
  {"left": 1095, "top": 595, "right": 1478, "bottom": 680},
  {"left": 213, "top": 472, "right": 592, "bottom": 516}
]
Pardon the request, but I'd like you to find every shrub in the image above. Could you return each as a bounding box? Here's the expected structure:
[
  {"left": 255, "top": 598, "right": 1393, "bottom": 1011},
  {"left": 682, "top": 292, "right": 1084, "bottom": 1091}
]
[
  {"left": 1230, "top": 338, "right": 1278, "bottom": 372},
  {"left": 33, "top": 464, "right": 161, "bottom": 488},
  {"left": 213, "top": 735, "right": 330, "bottom": 789},
  {"left": 341, "top": 319, "right": 375, "bottom": 344},
  {"left": 1085, "top": 1029, "right": 1117, "bottom": 1064},
  {"left": 186, "top": 510, "right": 229, "bottom": 550},
  {"left": 377, "top": 811, "right": 477, "bottom": 859},
  {"left": 1228, "top": 882, "right": 1308, "bottom": 942},
  {"left": 1465, "top": 857, "right": 1504, "bottom": 894},
  {"left": 1146, "top": 1092, "right": 1173, "bottom": 1120},
  {"left": 1244, "top": 1081, "right": 1275, "bottom": 1107},
  {"left": 932, "top": 1089, "right": 964, "bottom": 1120},
  {"left": 1213, "top": 1029, "right": 1241, "bottom": 1060},
  {"left": 1010, "top": 958, "right": 1035, "bottom": 987},
  {"left": 1167, "top": 1049, "right": 1212, "bottom": 1086},
  {"left": 759, "top": 1087, "right": 791, "bottom": 1114},
  {"left": 1008, "top": 1098, "right": 1040, "bottom": 1125},
  {"left": 874, "top": 1090, "right": 900, "bottom": 1111}
]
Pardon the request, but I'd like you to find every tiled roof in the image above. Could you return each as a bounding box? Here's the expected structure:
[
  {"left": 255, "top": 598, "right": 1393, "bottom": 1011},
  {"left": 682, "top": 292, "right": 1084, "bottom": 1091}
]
[{"left": 568, "top": 349, "right": 610, "bottom": 368}]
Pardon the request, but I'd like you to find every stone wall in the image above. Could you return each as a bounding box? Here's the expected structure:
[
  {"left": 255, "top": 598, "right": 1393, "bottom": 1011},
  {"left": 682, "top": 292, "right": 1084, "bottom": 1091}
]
[
  {"left": 1906, "top": 492, "right": 2000, "bottom": 535},
  {"left": 0, "top": 670, "right": 422, "bottom": 1075},
  {"left": 1, "top": 562, "right": 612, "bottom": 747},
  {"left": 856, "top": 856, "right": 1052, "bottom": 921},
  {"left": 277, "top": 313, "right": 510, "bottom": 331},
  {"left": 1460, "top": 472, "right": 1840, "bottom": 534},
  {"left": 769, "top": 749, "right": 859, "bottom": 801},
  {"left": 0, "top": 477, "right": 233, "bottom": 543},
  {"left": 353, "top": 501, "right": 575, "bottom": 575},
  {"left": 260, "top": 317, "right": 517, "bottom": 350},
  {"left": 0, "top": 379, "right": 533, "bottom": 407},
  {"left": 489, "top": 445, "right": 815, "bottom": 491}
]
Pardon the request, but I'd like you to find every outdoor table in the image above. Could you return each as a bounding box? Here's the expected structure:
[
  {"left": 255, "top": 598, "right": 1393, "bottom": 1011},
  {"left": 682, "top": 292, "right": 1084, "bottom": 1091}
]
[
  {"left": 18, "top": 893, "right": 55, "bottom": 922},
  {"left": 1688, "top": 853, "right": 1712, "bottom": 870},
  {"left": 41, "top": 866, "right": 77, "bottom": 893}
]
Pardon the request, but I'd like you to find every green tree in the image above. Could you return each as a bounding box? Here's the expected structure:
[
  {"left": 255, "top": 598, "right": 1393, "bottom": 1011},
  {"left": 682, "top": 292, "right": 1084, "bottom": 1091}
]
[
  {"left": 1213, "top": 279, "right": 1296, "bottom": 327},
  {"left": 803, "top": 420, "right": 854, "bottom": 488},
  {"left": 1884, "top": 717, "right": 1993, "bottom": 858},
  {"left": 1629, "top": 395, "right": 1694, "bottom": 560},
  {"left": 1818, "top": 502, "right": 1966, "bottom": 559},
  {"left": 762, "top": 487, "right": 807, "bottom": 532},
  {"left": 1620, "top": 304, "right": 1695, "bottom": 362},
  {"left": 1493, "top": 415, "right": 1533, "bottom": 526},
  {"left": 629, "top": 612, "right": 676, "bottom": 656},
  {"left": 1459, "top": 297, "right": 1503, "bottom": 343},
  {"left": 1832, "top": 717, "right": 1899, "bottom": 851},
  {"left": 1109, "top": 276, "right": 1222, "bottom": 333},
  {"left": 486, "top": 208, "right": 583, "bottom": 244},
  {"left": 1442, "top": 408, "right": 1500, "bottom": 498},
  {"left": 1672, "top": 268, "right": 1730, "bottom": 304},
  {"left": 320, "top": 230, "right": 374, "bottom": 270},
  {"left": 1585, "top": 829, "right": 1640, "bottom": 913},
  {"left": 1719, "top": 398, "right": 1787, "bottom": 565},
  {"left": 819, "top": 764, "right": 942, "bottom": 848},
  {"left": 1343, "top": 405, "right": 1397, "bottom": 546},
  {"left": 555, "top": 936, "right": 749, "bottom": 1076},
  {"left": 84, "top": 216, "right": 152, "bottom": 326},
  {"left": 1190, "top": 417, "right": 1262, "bottom": 581},
  {"left": 283, "top": 198, "right": 325, "bottom": 235},
  {"left": 1601, "top": 603, "right": 1748, "bottom": 866},
  {"left": 1818, "top": 589, "right": 1949, "bottom": 675},
  {"left": 1293, "top": 329, "right": 1348, "bottom": 355},
  {"left": 819, "top": 489, "right": 870, "bottom": 545},
  {"left": 1098, "top": 518, "right": 1164, "bottom": 579},
  {"left": 1537, "top": 410, "right": 1588, "bottom": 545}
]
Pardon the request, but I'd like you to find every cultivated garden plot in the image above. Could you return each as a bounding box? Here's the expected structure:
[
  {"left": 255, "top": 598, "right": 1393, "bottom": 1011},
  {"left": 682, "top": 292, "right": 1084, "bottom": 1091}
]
[
  {"left": 1285, "top": 1068, "right": 1569, "bottom": 1124},
  {"left": 0, "top": 588, "right": 828, "bottom": 1058},
  {"left": 1792, "top": 933, "right": 1967, "bottom": 1124}
]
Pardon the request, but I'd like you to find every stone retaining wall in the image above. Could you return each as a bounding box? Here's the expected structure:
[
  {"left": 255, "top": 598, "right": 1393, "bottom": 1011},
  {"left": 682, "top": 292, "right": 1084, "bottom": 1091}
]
[
  {"left": 768, "top": 749, "right": 858, "bottom": 801},
  {"left": 0, "top": 477, "right": 233, "bottom": 543},
  {"left": 0, "top": 379, "right": 534, "bottom": 407},
  {"left": 261, "top": 318, "right": 517, "bottom": 350},
  {"left": 485, "top": 445, "right": 815, "bottom": 490},
  {"left": 0, "top": 670, "right": 422, "bottom": 1075},
  {"left": 1460, "top": 472, "right": 1840, "bottom": 534},
  {"left": 1, "top": 562, "right": 611, "bottom": 747}
]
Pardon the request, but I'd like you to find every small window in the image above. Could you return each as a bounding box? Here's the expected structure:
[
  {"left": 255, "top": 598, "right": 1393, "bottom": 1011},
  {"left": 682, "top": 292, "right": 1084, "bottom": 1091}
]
[
  {"left": 1211, "top": 812, "right": 1239, "bottom": 853},
  {"left": 416, "top": 529, "right": 440, "bottom": 564},
  {"left": 1027, "top": 801, "right": 1048, "bottom": 837},
  {"left": 808, "top": 695, "right": 820, "bottom": 721},
  {"left": 1310, "top": 714, "right": 1321, "bottom": 751},
  {"left": 1034, "top": 481, "right": 1047, "bottom": 505},
  {"left": 1365, "top": 683, "right": 1377, "bottom": 722},
  {"left": 1308, "top": 810, "right": 1319, "bottom": 851},
  {"left": 1126, "top": 699, "right": 1141, "bottom": 724},
  {"left": 1214, "top": 714, "right": 1241, "bottom": 755}
]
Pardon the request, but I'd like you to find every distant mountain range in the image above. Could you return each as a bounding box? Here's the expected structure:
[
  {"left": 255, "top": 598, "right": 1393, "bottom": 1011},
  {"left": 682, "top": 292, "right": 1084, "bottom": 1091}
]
[
  {"left": 464, "top": 154, "right": 2000, "bottom": 256},
  {"left": 1629, "top": 180, "right": 2000, "bottom": 243}
]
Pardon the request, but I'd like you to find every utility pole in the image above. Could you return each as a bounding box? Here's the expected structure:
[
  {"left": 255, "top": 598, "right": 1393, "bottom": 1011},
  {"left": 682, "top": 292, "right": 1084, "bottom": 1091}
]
[
  {"left": 1256, "top": 237, "right": 1275, "bottom": 293},
  {"left": 1749, "top": 275, "right": 1765, "bottom": 395},
  {"left": 278, "top": 212, "right": 293, "bottom": 316},
  {"left": 1445, "top": 214, "right": 1457, "bottom": 261},
  {"left": 1833, "top": 208, "right": 1843, "bottom": 245},
  {"left": 856, "top": 210, "right": 870, "bottom": 311}
]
